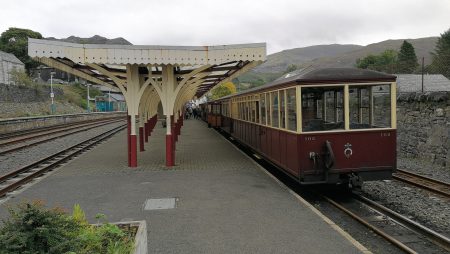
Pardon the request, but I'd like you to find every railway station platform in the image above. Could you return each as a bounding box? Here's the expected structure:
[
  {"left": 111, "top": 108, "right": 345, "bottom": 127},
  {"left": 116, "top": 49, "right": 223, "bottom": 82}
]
[{"left": 0, "top": 119, "right": 367, "bottom": 253}]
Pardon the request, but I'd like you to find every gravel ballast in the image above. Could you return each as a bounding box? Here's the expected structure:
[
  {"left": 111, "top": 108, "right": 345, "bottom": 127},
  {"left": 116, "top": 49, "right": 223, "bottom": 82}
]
[
  {"left": 362, "top": 157, "right": 450, "bottom": 236},
  {"left": 0, "top": 121, "right": 125, "bottom": 176}
]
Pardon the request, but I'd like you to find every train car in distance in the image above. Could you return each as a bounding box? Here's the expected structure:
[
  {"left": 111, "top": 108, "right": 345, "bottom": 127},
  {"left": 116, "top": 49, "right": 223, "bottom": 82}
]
[{"left": 207, "top": 68, "right": 397, "bottom": 188}]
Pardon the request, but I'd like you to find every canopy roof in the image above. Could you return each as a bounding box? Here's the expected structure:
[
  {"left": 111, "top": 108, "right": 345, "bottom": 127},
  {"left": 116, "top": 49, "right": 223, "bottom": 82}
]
[{"left": 29, "top": 39, "right": 266, "bottom": 97}]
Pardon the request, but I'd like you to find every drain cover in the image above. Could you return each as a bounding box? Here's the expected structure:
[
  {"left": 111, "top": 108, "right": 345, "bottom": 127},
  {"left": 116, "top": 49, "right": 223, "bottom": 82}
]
[{"left": 144, "top": 198, "right": 176, "bottom": 210}]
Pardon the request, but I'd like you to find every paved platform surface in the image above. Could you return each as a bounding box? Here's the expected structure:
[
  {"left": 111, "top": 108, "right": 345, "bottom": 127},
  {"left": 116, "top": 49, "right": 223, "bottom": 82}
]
[{"left": 0, "top": 119, "right": 364, "bottom": 253}]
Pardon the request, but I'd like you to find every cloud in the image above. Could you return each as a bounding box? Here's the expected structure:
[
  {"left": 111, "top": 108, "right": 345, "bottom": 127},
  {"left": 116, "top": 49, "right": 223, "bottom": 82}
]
[{"left": 1, "top": 0, "right": 449, "bottom": 54}]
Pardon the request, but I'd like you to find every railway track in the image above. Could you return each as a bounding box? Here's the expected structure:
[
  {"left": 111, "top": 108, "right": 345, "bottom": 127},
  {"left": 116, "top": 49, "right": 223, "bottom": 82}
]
[
  {"left": 0, "top": 118, "right": 124, "bottom": 156},
  {"left": 0, "top": 117, "right": 124, "bottom": 145},
  {"left": 0, "top": 116, "right": 123, "bottom": 140},
  {"left": 393, "top": 169, "right": 450, "bottom": 198},
  {"left": 322, "top": 193, "right": 450, "bottom": 254},
  {"left": 0, "top": 124, "right": 126, "bottom": 198}
]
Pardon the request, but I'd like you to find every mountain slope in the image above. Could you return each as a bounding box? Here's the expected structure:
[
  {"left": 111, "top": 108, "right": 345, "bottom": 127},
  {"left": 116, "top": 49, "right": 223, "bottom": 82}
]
[
  {"left": 45, "top": 35, "right": 132, "bottom": 45},
  {"left": 238, "top": 36, "right": 438, "bottom": 86},
  {"left": 254, "top": 44, "right": 363, "bottom": 73},
  {"left": 304, "top": 37, "right": 438, "bottom": 68}
]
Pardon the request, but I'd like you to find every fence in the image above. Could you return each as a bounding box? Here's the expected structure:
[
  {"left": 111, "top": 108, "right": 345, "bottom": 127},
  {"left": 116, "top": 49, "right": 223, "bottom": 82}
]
[{"left": 362, "top": 53, "right": 450, "bottom": 93}]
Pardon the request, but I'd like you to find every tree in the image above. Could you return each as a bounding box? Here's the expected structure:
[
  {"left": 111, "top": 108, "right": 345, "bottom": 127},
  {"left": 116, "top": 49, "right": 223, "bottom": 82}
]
[
  {"left": 283, "top": 64, "right": 298, "bottom": 74},
  {"left": 222, "top": 81, "right": 237, "bottom": 94},
  {"left": 9, "top": 68, "right": 34, "bottom": 87},
  {"left": 0, "top": 27, "right": 43, "bottom": 72},
  {"left": 428, "top": 28, "right": 450, "bottom": 78},
  {"left": 397, "top": 40, "right": 419, "bottom": 73},
  {"left": 356, "top": 50, "right": 398, "bottom": 73},
  {"left": 210, "top": 82, "right": 237, "bottom": 100}
]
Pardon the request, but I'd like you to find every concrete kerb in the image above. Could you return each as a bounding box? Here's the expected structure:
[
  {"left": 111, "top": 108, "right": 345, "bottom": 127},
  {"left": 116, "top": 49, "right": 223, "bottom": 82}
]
[{"left": 212, "top": 128, "right": 372, "bottom": 254}]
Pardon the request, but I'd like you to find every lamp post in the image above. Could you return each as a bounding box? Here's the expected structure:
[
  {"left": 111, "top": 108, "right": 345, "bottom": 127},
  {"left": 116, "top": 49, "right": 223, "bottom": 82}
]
[
  {"left": 86, "top": 83, "right": 90, "bottom": 113},
  {"left": 108, "top": 88, "right": 111, "bottom": 112},
  {"left": 50, "top": 71, "right": 56, "bottom": 114}
]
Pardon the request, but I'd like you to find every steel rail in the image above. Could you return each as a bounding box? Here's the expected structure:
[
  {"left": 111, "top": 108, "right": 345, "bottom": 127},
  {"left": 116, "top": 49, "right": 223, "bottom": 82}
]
[
  {"left": 0, "top": 124, "right": 126, "bottom": 197},
  {"left": 321, "top": 194, "right": 418, "bottom": 254},
  {"left": 355, "top": 194, "right": 450, "bottom": 252},
  {"left": 0, "top": 119, "right": 124, "bottom": 156},
  {"left": 0, "top": 117, "right": 124, "bottom": 147},
  {"left": 0, "top": 116, "right": 123, "bottom": 140},
  {"left": 393, "top": 169, "right": 450, "bottom": 198}
]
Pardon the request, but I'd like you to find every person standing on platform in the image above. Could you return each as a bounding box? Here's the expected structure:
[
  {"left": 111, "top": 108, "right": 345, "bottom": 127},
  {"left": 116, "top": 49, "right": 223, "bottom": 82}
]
[
  {"left": 188, "top": 107, "right": 193, "bottom": 119},
  {"left": 193, "top": 108, "right": 198, "bottom": 119},
  {"left": 185, "top": 108, "right": 190, "bottom": 119}
]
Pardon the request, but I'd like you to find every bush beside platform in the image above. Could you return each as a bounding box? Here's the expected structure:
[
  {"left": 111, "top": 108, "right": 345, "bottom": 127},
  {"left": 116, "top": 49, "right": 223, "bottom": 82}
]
[{"left": 0, "top": 201, "right": 147, "bottom": 254}]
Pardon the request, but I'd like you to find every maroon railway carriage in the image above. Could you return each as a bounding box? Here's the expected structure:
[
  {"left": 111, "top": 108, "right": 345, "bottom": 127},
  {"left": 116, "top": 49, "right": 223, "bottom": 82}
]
[
  {"left": 204, "top": 101, "right": 222, "bottom": 128},
  {"left": 209, "top": 68, "right": 397, "bottom": 187}
]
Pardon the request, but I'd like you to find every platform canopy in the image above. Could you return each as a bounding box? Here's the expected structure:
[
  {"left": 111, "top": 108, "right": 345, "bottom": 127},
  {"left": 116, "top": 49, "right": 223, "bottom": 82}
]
[
  {"left": 28, "top": 38, "right": 266, "bottom": 98},
  {"left": 29, "top": 38, "right": 266, "bottom": 167}
]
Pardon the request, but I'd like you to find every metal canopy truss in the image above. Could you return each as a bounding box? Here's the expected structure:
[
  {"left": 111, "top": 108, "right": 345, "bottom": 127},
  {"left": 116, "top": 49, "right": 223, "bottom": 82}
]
[
  {"left": 36, "top": 57, "right": 254, "bottom": 98},
  {"left": 29, "top": 38, "right": 266, "bottom": 167}
]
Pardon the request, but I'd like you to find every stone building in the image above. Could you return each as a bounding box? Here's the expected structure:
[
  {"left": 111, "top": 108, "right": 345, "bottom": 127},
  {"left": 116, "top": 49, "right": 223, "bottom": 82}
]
[
  {"left": 0, "top": 51, "right": 25, "bottom": 84},
  {"left": 396, "top": 74, "right": 450, "bottom": 93}
]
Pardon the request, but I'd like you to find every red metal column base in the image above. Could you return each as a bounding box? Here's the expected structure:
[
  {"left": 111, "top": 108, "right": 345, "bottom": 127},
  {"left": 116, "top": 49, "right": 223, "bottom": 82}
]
[
  {"left": 130, "top": 135, "right": 137, "bottom": 167},
  {"left": 172, "top": 128, "right": 176, "bottom": 150},
  {"left": 150, "top": 117, "right": 155, "bottom": 134},
  {"left": 149, "top": 117, "right": 154, "bottom": 134},
  {"left": 144, "top": 122, "right": 149, "bottom": 142},
  {"left": 166, "top": 134, "right": 174, "bottom": 167},
  {"left": 139, "top": 127, "right": 145, "bottom": 151},
  {"left": 127, "top": 115, "right": 131, "bottom": 167}
]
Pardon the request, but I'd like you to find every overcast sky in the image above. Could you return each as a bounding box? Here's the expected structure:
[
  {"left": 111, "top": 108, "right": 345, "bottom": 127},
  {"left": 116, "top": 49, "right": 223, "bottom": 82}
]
[{"left": 1, "top": 0, "right": 449, "bottom": 54}]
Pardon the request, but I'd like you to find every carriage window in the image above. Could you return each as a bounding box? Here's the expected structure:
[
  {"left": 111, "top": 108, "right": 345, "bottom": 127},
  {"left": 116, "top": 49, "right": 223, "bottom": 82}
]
[
  {"left": 238, "top": 102, "right": 242, "bottom": 120},
  {"left": 287, "top": 88, "right": 297, "bottom": 131},
  {"left": 255, "top": 101, "right": 260, "bottom": 123},
  {"left": 214, "top": 105, "right": 220, "bottom": 114},
  {"left": 237, "top": 103, "right": 240, "bottom": 119},
  {"left": 349, "top": 87, "right": 370, "bottom": 129},
  {"left": 302, "top": 87, "right": 344, "bottom": 132},
  {"left": 266, "top": 93, "right": 271, "bottom": 126},
  {"left": 251, "top": 101, "right": 256, "bottom": 122},
  {"left": 349, "top": 85, "right": 391, "bottom": 129},
  {"left": 271, "top": 92, "right": 279, "bottom": 127},
  {"left": 244, "top": 102, "right": 248, "bottom": 121},
  {"left": 248, "top": 102, "right": 251, "bottom": 121},
  {"left": 280, "top": 90, "right": 286, "bottom": 129},
  {"left": 373, "top": 84, "right": 391, "bottom": 128},
  {"left": 260, "top": 94, "right": 266, "bottom": 125}
]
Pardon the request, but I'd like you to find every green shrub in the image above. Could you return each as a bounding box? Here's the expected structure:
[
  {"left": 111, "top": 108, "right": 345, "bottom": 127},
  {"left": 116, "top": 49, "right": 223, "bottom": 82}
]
[
  {"left": 0, "top": 201, "right": 80, "bottom": 253},
  {"left": 0, "top": 201, "right": 134, "bottom": 254}
]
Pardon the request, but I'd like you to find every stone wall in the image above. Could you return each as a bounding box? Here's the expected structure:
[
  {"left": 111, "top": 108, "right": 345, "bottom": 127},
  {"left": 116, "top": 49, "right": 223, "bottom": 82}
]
[
  {"left": 397, "top": 92, "right": 449, "bottom": 167},
  {"left": 0, "top": 83, "right": 79, "bottom": 118},
  {"left": 0, "top": 112, "right": 125, "bottom": 134},
  {"left": 0, "top": 83, "right": 63, "bottom": 103}
]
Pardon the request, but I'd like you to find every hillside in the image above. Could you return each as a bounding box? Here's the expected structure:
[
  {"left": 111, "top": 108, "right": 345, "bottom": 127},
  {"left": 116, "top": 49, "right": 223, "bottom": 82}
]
[
  {"left": 304, "top": 37, "right": 438, "bottom": 69},
  {"left": 254, "top": 44, "right": 362, "bottom": 73},
  {"left": 45, "top": 35, "right": 132, "bottom": 45},
  {"left": 238, "top": 36, "right": 438, "bottom": 86}
]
